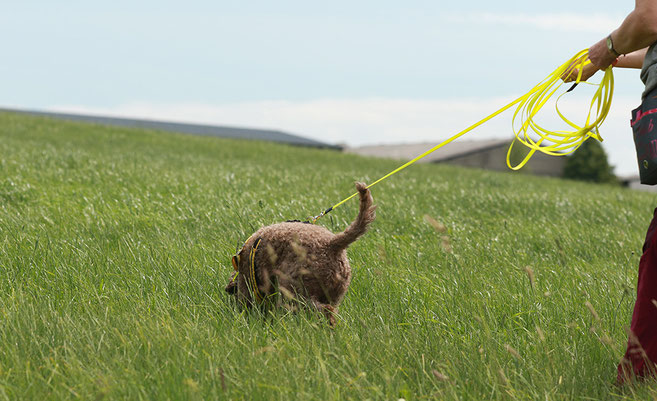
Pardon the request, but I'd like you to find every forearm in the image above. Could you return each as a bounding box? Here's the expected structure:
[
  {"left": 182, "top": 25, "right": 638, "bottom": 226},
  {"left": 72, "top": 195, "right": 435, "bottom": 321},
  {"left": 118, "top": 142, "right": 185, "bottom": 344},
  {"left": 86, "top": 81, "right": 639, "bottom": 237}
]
[
  {"left": 611, "top": 3, "right": 657, "bottom": 55},
  {"left": 589, "top": 0, "right": 657, "bottom": 69},
  {"left": 615, "top": 48, "right": 649, "bottom": 68}
]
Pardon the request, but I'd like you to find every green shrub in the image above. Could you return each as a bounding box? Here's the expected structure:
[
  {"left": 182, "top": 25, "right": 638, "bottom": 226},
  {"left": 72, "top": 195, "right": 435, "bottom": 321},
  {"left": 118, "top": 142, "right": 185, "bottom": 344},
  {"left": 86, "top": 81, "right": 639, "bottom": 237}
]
[{"left": 562, "top": 138, "right": 618, "bottom": 184}]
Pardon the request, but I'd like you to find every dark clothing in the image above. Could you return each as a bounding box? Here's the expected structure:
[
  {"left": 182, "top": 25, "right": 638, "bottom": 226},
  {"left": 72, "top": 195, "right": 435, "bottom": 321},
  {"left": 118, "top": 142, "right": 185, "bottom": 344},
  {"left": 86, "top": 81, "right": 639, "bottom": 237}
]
[
  {"left": 617, "top": 207, "right": 657, "bottom": 383},
  {"left": 631, "top": 86, "right": 657, "bottom": 184},
  {"left": 642, "top": 42, "right": 657, "bottom": 100},
  {"left": 618, "top": 82, "right": 657, "bottom": 383}
]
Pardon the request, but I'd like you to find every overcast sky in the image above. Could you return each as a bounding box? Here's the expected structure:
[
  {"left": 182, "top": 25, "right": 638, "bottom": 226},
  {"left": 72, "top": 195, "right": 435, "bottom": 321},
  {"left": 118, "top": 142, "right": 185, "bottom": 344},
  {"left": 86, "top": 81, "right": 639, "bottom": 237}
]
[{"left": 1, "top": 1, "right": 647, "bottom": 175}]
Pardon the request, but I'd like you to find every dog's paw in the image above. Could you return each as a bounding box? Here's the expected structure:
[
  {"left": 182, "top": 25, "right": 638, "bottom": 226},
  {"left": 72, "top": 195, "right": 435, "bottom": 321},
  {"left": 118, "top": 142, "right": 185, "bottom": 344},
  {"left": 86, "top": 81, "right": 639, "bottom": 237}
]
[
  {"left": 323, "top": 305, "right": 337, "bottom": 327},
  {"left": 312, "top": 301, "right": 338, "bottom": 327}
]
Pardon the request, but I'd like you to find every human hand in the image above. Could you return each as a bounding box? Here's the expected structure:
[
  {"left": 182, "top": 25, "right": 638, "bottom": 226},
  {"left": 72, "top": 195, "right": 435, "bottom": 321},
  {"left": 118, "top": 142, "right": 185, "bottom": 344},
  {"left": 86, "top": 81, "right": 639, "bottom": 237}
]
[
  {"left": 561, "top": 59, "right": 600, "bottom": 82},
  {"left": 561, "top": 36, "right": 618, "bottom": 83}
]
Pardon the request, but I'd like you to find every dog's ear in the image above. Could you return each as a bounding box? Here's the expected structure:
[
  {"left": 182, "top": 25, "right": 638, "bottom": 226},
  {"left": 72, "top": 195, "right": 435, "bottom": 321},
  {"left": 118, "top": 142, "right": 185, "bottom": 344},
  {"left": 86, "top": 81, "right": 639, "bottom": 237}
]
[{"left": 225, "top": 273, "right": 238, "bottom": 294}]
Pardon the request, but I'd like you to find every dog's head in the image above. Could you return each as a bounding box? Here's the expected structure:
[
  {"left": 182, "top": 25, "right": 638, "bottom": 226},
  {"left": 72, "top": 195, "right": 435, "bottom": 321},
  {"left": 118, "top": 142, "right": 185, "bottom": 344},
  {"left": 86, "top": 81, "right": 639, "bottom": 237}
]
[{"left": 224, "top": 272, "right": 238, "bottom": 295}]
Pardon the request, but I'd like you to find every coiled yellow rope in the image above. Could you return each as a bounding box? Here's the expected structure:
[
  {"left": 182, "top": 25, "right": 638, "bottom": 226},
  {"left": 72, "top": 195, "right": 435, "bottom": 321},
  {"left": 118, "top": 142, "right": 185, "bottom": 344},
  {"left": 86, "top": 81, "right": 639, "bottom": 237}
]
[
  {"left": 507, "top": 49, "right": 614, "bottom": 170},
  {"left": 310, "top": 49, "right": 614, "bottom": 223}
]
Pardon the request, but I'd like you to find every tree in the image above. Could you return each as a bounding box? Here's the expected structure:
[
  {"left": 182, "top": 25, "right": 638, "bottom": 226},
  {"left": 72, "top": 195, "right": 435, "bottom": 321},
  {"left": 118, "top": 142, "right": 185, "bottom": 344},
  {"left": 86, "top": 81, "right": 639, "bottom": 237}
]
[{"left": 562, "top": 138, "right": 617, "bottom": 184}]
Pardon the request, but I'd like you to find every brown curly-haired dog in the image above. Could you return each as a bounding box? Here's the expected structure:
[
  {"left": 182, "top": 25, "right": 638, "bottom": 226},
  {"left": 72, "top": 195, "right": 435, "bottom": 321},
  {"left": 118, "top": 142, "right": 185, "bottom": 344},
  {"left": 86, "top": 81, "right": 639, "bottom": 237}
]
[{"left": 225, "top": 182, "right": 376, "bottom": 325}]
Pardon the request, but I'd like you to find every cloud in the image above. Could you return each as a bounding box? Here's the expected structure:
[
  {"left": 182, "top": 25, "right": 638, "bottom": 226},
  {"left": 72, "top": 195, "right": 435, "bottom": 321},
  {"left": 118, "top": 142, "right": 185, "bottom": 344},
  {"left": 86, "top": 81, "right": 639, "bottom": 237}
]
[
  {"left": 48, "top": 94, "right": 640, "bottom": 176},
  {"left": 447, "top": 12, "right": 621, "bottom": 33}
]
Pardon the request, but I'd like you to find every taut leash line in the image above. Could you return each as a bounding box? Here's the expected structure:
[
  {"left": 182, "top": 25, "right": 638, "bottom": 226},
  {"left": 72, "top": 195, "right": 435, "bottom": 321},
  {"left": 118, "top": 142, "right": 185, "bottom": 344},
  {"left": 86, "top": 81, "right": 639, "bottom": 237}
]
[{"left": 310, "top": 49, "right": 614, "bottom": 224}]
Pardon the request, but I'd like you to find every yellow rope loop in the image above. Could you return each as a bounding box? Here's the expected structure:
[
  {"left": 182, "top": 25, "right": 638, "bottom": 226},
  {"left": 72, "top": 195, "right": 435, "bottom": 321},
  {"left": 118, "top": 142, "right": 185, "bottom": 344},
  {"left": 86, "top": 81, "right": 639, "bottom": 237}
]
[{"left": 506, "top": 49, "right": 614, "bottom": 170}]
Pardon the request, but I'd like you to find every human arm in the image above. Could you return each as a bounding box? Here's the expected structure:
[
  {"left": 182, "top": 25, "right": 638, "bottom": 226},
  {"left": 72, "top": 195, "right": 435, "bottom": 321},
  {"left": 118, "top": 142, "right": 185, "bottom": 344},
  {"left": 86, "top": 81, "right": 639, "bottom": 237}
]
[
  {"left": 561, "top": 48, "right": 647, "bottom": 82},
  {"left": 615, "top": 47, "right": 649, "bottom": 68},
  {"left": 588, "top": 0, "right": 657, "bottom": 69},
  {"left": 562, "top": 0, "right": 657, "bottom": 82}
]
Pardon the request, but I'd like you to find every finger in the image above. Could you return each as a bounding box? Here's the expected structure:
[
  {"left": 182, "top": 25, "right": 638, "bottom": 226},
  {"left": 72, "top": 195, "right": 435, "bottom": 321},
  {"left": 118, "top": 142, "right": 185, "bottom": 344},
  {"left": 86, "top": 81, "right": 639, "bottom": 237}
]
[{"left": 561, "top": 69, "right": 577, "bottom": 83}]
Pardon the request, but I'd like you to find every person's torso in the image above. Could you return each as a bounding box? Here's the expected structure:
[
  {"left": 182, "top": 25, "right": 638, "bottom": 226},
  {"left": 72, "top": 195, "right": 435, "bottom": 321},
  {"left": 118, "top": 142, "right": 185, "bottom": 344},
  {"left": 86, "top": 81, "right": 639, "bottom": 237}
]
[{"left": 641, "top": 42, "right": 657, "bottom": 98}]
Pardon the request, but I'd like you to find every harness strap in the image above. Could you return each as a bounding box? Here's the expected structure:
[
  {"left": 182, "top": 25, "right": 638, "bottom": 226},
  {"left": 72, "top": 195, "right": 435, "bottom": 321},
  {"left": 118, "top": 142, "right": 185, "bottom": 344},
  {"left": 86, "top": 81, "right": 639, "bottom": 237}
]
[{"left": 246, "top": 238, "right": 264, "bottom": 303}]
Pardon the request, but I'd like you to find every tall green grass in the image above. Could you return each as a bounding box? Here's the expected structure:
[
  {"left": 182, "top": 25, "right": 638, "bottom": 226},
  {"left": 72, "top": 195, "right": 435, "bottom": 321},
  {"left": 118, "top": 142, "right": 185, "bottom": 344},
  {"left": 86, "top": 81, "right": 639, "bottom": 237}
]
[{"left": 0, "top": 111, "right": 655, "bottom": 400}]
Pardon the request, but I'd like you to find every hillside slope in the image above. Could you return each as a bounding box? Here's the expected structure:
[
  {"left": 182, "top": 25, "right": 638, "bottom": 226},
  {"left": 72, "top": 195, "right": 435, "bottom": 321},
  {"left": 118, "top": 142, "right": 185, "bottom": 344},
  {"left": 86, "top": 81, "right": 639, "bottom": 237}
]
[{"left": 0, "top": 111, "right": 655, "bottom": 400}]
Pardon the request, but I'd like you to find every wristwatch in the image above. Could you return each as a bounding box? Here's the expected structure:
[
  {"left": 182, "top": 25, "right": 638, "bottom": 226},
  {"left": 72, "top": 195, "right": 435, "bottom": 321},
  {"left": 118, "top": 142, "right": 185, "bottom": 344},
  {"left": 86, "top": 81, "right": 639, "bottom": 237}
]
[{"left": 606, "top": 34, "right": 621, "bottom": 58}]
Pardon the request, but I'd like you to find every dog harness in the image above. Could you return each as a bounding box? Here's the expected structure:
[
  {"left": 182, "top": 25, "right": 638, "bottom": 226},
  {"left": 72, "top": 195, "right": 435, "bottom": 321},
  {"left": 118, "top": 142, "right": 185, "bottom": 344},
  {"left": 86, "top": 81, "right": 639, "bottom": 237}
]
[
  {"left": 231, "top": 221, "right": 313, "bottom": 303},
  {"left": 231, "top": 237, "right": 265, "bottom": 303}
]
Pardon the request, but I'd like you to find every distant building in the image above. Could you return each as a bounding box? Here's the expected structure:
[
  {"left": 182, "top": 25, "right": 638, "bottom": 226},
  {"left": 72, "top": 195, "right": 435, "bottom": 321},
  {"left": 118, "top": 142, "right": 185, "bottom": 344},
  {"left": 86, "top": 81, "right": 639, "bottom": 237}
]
[{"left": 347, "top": 139, "right": 567, "bottom": 177}]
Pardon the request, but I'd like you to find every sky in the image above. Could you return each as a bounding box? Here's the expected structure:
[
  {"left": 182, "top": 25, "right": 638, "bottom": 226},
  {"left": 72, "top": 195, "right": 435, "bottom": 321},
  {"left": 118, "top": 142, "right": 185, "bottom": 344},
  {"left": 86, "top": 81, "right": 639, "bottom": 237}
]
[{"left": 0, "top": 1, "right": 648, "bottom": 175}]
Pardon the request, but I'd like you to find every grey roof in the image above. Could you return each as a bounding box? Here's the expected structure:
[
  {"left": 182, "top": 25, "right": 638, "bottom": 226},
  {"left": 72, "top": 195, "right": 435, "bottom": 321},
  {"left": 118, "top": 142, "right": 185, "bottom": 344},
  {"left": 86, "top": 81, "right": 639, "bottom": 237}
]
[
  {"left": 346, "top": 139, "right": 511, "bottom": 162},
  {"left": 0, "top": 108, "right": 341, "bottom": 150}
]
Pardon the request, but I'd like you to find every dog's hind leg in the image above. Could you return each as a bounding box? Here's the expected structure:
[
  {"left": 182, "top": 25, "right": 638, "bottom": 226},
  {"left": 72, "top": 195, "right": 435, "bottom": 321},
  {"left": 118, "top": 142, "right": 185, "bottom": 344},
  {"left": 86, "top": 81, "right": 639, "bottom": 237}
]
[{"left": 310, "top": 300, "right": 337, "bottom": 327}]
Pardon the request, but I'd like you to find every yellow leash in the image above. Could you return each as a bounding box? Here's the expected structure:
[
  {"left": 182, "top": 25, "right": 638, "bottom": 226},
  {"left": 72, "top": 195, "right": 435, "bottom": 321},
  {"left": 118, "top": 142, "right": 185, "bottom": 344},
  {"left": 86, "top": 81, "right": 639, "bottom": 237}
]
[{"left": 310, "top": 49, "right": 614, "bottom": 224}]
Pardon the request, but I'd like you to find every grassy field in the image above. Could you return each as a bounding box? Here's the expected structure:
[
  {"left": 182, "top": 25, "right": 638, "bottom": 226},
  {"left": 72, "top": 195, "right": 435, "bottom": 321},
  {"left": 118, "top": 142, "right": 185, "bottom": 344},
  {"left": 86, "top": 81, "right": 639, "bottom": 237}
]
[{"left": 0, "top": 110, "right": 656, "bottom": 400}]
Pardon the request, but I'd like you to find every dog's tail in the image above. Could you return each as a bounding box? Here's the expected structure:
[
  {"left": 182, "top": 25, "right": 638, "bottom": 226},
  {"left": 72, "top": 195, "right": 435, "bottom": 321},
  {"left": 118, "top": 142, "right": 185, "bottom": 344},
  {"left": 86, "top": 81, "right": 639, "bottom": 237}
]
[{"left": 329, "top": 182, "right": 376, "bottom": 251}]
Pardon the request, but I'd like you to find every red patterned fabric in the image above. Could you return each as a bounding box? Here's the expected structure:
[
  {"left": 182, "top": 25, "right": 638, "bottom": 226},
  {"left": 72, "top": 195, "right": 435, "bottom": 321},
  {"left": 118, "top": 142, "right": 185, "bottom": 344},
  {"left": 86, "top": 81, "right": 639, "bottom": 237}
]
[{"left": 617, "top": 208, "right": 657, "bottom": 384}]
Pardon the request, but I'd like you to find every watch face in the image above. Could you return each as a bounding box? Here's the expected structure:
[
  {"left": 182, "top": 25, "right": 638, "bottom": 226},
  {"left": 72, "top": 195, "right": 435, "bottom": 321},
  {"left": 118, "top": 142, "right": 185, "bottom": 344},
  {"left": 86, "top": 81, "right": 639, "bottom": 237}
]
[{"left": 606, "top": 36, "right": 619, "bottom": 56}]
